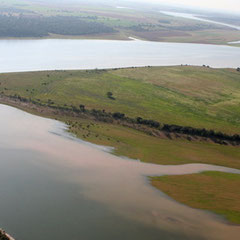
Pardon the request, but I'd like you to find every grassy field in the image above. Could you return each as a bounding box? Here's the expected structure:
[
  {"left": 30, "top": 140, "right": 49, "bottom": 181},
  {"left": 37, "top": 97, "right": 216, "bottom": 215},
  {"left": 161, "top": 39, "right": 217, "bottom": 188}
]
[
  {"left": 1, "top": 66, "right": 240, "bottom": 134},
  {"left": 1, "top": 66, "right": 240, "bottom": 169},
  {"left": 66, "top": 118, "right": 240, "bottom": 168},
  {"left": 151, "top": 171, "right": 240, "bottom": 224},
  {"left": 2, "top": 97, "right": 240, "bottom": 169}
]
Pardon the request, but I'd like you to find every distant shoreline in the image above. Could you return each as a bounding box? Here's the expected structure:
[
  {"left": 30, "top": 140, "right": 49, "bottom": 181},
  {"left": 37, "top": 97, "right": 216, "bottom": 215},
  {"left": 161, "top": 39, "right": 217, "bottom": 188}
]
[{"left": 0, "top": 33, "right": 239, "bottom": 46}]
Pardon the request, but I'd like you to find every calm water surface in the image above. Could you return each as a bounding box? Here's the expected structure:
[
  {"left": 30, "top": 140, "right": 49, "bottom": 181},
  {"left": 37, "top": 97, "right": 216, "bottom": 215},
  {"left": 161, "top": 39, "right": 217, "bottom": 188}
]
[
  {"left": 0, "top": 39, "right": 240, "bottom": 73},
  {"left": 0, "top": 104, "right": 240, "bottom": 240}
]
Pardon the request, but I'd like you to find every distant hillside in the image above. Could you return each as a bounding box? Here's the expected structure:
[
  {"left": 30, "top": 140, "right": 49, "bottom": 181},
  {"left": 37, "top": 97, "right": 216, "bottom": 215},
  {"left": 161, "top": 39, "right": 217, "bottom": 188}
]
[
  {"left": 1, "top": 1, "right": 240, "bottom": 43},
  {"left": 0, "top": 15, "right": 116, "bottom": 37}
]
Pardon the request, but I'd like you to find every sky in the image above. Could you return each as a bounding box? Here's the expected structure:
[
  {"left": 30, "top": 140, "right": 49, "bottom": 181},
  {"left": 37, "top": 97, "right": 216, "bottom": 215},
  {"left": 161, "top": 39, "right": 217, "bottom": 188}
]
[{"left": 130, "top": 0, "right": 240, "bottom": 13}]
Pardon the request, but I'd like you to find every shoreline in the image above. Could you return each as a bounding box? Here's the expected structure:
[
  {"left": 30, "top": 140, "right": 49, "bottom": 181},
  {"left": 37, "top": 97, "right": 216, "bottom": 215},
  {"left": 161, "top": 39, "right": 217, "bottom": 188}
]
[
  {"left": 1, "top": 66, "right": 240, "bottom": 229},
  {"left": 151, "top": 171, "right": 240, "bottom": 225},
  {"left": 0, "top": 34, "right": 237, "bottom": 46},
  {"left": 0, "top": 66, "right": 239, "bottom": 76},
  {"left": 1, "top": 96, "right": 240, "bottom": 227},
  {"left": 0, "top": 64, "right": 235, "bottom": 75},
  {"left": 1, "top": 85, "right": 240, "bottom": 228},
  {"left": 1, "top": 93, "right": 240, "bottom": 148}
]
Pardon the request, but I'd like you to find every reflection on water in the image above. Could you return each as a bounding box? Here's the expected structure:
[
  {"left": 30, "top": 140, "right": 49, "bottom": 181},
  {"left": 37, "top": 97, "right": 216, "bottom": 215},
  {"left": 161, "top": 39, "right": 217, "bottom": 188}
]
[{"left": 0, "top": 104, "right": 240, "bottom": 240}]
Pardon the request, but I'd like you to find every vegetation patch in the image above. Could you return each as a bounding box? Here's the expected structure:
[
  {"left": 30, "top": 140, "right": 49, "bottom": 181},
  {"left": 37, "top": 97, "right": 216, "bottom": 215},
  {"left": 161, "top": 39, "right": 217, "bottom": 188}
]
[
  {"left": 4, "top": 93, "right": 240, "bottom": 146},
  {"left": 151, "top": 171, "right": 240, "bottom": 224},
  {"left": 1, "top": 66, "right": 240, "bottom": 133},
  {"left": 1, "top": 66, "right": 240, "bottom": 169},
  {"left": 0, "top": 15, "right": 116, "bottom": 37},
  {"left": 1, "top": 94, "right": 240, "bottom": 169}
]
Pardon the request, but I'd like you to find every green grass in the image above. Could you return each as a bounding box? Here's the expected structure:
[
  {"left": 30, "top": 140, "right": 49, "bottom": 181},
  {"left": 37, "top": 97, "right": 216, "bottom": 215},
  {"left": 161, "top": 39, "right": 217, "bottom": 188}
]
[
  {"left": 1, "top": 66, "right": 240, "bottom": 134},
  {"left": 1, "top": 66, "right": 240, "bottom": 170},
  {"left": 4, "top": 96, "right": 240, "bottom": 169},
  {"left": 66, "top": 118, "right": 240, "bottom": 169},
  {"left": 151, "top": 171, "right": 240, "bottom": 224}
]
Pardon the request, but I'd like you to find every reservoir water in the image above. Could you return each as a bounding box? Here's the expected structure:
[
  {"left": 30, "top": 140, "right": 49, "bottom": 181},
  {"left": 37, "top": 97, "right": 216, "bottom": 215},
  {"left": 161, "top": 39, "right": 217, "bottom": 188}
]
[
  {"left": 0, "top": 104, "right": 240, "bottom": 240},
  {"left": 0, "top": 39, "right": 240, "bottom": 73}
]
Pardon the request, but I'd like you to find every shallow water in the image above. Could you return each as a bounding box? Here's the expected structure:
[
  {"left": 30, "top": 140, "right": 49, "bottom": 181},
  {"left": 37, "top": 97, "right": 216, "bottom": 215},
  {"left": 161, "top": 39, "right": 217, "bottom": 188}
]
[
  {"left": 0, "top": 39, "right": 240, "bottom": 74},
  {"left": 0, "top": 104, "right": 240, "bottom": 240}
]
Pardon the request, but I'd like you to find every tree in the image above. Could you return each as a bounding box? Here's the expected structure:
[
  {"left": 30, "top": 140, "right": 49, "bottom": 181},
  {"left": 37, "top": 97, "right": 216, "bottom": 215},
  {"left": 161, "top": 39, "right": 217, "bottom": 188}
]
[
  {"left": 112, "top": 112, "right": 125, "bottom": 119},
  {"left": 107, "top": 92, "right": 115, "bottom": 100},
  {"left": 79, "top": 104, "right": 86, "bottom": 112}
]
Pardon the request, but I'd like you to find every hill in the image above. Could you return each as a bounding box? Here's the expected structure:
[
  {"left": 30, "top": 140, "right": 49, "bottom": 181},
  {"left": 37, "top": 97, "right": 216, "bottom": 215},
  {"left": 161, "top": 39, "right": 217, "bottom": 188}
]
[
  {"left": 1, "top": 66, "right": 240, "bottom": 168},
  {"left": 1, "top": 66, "right": 240, "bottom": 133}
]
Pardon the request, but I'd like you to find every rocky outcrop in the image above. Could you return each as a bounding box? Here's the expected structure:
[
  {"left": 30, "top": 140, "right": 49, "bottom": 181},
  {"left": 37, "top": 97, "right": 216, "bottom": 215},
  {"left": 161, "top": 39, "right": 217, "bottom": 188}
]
[{"left": 0, "top": 229, "right": 15, "bottom": 240}]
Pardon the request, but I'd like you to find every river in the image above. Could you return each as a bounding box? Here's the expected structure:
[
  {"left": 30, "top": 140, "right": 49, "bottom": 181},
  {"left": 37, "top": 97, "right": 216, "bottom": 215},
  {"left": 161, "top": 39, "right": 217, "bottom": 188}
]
[
  {"left": 0, "top": 104, "right": 240, "bottom": 240},
  {"left": 0, "top": 39, "right": 240, "bottom": 73},
  {"left": 161, "top": 11, "right": 240, "bottom": 31}
]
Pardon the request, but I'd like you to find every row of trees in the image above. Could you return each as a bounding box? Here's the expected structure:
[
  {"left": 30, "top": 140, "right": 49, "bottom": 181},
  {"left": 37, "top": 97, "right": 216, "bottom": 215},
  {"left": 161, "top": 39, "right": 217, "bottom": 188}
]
[
  {"left": 6, "top": 94, "right": 240, "bottom": 145},
  {"left": 162, "top": 124, "right": 240, "bottom": 143},
  {"left": 0, "top": 15, "right": 116, "bottom": 37}
]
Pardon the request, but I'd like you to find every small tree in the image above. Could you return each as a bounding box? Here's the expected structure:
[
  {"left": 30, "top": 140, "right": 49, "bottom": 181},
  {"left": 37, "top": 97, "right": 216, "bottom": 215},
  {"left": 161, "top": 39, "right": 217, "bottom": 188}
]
[
  {"left": 107, "top": 92, "right": 115, "bottom": 100},
  {"left": 79, "top": 104, "right": 86, "bottom": 112}
]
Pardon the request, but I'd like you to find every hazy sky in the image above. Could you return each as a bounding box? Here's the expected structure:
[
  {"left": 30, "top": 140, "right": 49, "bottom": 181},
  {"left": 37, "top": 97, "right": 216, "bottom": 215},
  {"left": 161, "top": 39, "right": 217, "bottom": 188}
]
[{"left": 131, "top": 0, "right": 240, "bottom": 13}]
